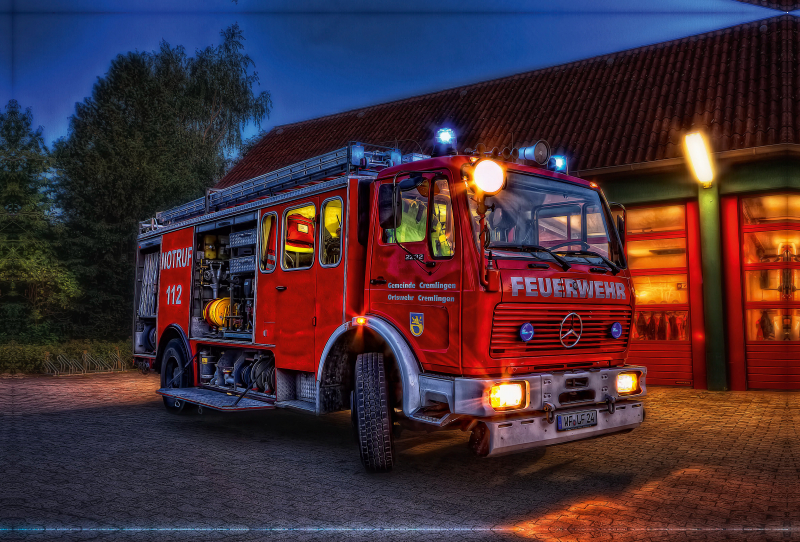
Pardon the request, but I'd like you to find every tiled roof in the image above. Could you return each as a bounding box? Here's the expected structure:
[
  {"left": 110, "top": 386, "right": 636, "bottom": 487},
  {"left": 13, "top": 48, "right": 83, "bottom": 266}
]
[
  {"left": 217, "top": 15, "right": 797, "bottom": 189},
  {"left": 733, "top": 0, "right": 799, "bottom": 10}
]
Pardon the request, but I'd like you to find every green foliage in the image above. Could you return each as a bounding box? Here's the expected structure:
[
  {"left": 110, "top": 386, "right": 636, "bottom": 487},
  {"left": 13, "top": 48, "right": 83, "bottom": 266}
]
[
  {"left": 0, "top": 339, "right": 131, "bottom": 374},
  {"left": 0, "top": 100, "right": 79, "bottom": 343},
  {"left": 52, "top": 24, "right": 271, "bottom": 339}
]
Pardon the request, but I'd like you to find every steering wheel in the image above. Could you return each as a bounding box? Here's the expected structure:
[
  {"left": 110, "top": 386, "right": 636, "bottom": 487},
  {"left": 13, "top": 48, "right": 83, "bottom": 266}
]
[{"left": 548, "top": 240, "right": 591, "bottom": 251}]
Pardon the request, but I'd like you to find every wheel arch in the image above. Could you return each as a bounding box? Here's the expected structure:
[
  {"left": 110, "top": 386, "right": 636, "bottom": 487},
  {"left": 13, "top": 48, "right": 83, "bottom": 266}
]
[
  {"left": 316, "top": 318, "right": 421, "bottom": 416},
  {"left": 154, "top": 325, "right": 191, "bottom": 375}
]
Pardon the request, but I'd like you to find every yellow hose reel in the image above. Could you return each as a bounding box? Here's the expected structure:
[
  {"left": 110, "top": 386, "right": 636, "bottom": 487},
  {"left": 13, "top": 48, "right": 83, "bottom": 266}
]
[{"left": 204, "top": 298, "right": 230, "bottom": 327}]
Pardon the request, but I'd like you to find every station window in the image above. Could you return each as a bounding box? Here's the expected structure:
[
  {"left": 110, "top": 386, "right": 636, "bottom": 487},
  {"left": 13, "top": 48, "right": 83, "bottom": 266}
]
[
  {"left": 741, "top": 193, "right": 800, "bottom": 225},
  {"left": 626, "top": 238, "right": 687, "bottom": 269},
  {"left": 740, "top": 193, "right": 800, "bottom": 342},
  {"left": 625, "top": 204, "right": 690, "bottom": 342},
  {"left": 283, "top": 203, "right": 316, "bottom": 270},
  {"left": 626, "top": 205, "right": 686, "bottom": 235},
  {"left": 320, "top": 198, "right": 343, "bottom": 266},
  {"left": 429, "top": 177, "right": 455, "bottom": 258},
  {"left": 259, "top": 213, "right": 277, "bottom": 272}
]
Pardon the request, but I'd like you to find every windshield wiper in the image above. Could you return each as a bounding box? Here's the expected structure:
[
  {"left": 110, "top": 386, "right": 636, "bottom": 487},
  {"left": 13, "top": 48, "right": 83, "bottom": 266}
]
[
  {"left": 556, "top": 250, "right": 621, "bottom": 275},
  {"left": 488, "top": 243, "right": 571, "bottom": 271}
]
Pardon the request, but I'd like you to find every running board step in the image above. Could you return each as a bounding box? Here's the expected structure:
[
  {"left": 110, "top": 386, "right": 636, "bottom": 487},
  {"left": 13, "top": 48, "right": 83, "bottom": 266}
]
[
  {"left": 408, "top": 412, "right": 462, "bottom": 427},
  {"left": 275, "top": 399, "right": 316, "bottom": 413},
  {"left": 157, "top": 388, "right": 275, "bottom": 411}
]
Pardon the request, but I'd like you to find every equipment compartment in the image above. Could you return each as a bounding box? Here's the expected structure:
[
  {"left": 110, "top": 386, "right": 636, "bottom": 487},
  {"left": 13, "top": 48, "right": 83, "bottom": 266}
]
[
  {"left": 191, "top": 215, "right": 257, "bottom": 342},
  {"left": 133, "top": 238, "right": 160, "bottom": 355}
]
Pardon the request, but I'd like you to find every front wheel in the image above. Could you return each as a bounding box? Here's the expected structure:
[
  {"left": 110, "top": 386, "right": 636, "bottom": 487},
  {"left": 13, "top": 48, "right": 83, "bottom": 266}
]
[
  {"left": 353, "top": 353, "right": 395, "bottom": 472},
  {"left": 160, "top": 339, "right": 191, "bottom": 415}
]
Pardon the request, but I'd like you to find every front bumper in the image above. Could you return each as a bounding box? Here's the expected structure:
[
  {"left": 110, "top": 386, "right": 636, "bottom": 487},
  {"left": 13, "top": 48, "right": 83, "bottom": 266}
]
[
  {"left": 418, "top": 365, "right": 646, "bottom": 418},
  {"left": 411, "top": 365, "right": 646, "bottom": 453},
  {"left": 479, "top": 400, "right": 644, "bottom": 456}
]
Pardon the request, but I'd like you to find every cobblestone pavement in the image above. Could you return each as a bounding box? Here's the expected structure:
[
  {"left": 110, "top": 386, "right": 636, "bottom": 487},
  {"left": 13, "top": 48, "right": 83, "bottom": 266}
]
[{"left": 0, "top": 372, "right": 797, "bottom": 542}]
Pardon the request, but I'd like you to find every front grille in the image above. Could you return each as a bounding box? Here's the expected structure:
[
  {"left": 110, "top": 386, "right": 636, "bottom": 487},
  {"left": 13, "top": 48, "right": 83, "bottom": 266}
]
[{"left": 490, "top": 303, "right": 632, "bottom": 358}]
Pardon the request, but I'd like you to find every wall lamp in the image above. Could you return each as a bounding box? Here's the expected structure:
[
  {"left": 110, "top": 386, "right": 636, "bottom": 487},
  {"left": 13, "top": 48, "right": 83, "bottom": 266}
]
[{"left": 684, "top": 132, "right": 714, "bottom": 188}]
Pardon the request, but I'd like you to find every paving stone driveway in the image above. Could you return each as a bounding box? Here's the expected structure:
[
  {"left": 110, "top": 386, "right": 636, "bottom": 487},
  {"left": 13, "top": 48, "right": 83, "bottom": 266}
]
[{"left": 0, "top": 372, "right": 797, "bottom": 542}]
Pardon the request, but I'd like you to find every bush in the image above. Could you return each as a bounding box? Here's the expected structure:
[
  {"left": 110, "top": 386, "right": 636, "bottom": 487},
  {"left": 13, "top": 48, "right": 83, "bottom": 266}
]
[{"left": 0, "top": 339, "right": 132, "bottom": 374}]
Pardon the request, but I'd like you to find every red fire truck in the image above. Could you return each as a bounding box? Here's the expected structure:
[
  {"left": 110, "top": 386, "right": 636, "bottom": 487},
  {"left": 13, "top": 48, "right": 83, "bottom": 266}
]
[{"left": 134, "top": 138, "right": 646, "bottom": 471}]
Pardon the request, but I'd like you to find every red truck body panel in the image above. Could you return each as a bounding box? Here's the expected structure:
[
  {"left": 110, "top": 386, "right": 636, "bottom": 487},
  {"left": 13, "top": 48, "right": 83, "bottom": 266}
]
[{"left": 138, "top": 152, "right": 633, "bottom": 383}]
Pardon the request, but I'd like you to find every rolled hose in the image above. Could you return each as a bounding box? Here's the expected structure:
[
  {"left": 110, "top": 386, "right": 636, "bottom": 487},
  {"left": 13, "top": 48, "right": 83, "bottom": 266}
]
[
  {"left": 250, "top": 354, "right": 275, "bottom": 394},
  {"left": 231, "top": 353, "right": 274, "bottom": 392},
  {"left": 204, "top": 298, "right": 230, "bottom": 327}
]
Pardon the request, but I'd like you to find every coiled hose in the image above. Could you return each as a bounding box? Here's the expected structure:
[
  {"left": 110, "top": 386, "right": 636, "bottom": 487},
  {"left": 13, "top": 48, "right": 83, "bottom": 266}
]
[{"left": 250, "top": 354, "right": 275, "bottom": 394}]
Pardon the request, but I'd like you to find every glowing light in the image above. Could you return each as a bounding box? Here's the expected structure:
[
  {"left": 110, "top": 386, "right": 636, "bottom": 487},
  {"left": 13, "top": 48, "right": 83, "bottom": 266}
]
[
  {"left": 472, "top": 159, "right": 505, "bottom": 194},
  {"left": 551, "top": 155, "right": 567, "bottom": 171},
  {"left": 590, "top": 182, "right": 599, "bottom": 188},
  {"left": 354, "top": 317, "right": 367, "bottom": 325},
  {"left": 436, "top": 128, "right": 455, "bottom": 144},
  {"left": 489, "top": 382, "right": 525, "bottom": 410},
  {"left": 616, "top": 373, "right": 638, "bottom": 394},
  {"left": 684, "top": 132, "right": 714, "bottom": 187}
]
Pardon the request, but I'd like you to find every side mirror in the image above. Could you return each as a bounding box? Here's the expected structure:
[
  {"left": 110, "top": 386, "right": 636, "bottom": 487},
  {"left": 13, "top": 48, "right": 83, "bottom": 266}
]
[
  {"left": 378, "top": 184, "right": 402, "bottom": 230},
  {"left": 610, "top": 202, "right": 626, "bottom": 247},
  {"left": 398, "top": 175, "right": 425, "bottom": 191}
]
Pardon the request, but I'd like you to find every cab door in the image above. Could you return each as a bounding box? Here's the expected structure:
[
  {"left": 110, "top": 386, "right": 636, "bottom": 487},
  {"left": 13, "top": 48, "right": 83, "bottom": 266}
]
[
  {"left": 272, "top": 198, "right": 318, "bottom": 372},
  {"left": 255, "top": 209, "right": 279, "bottom": 346},
  {"left": 315, "top": 193, "right": 347, "bottom": 367},
  {"left": 367, "top": 172, "right": 461, "bottom": 371}
]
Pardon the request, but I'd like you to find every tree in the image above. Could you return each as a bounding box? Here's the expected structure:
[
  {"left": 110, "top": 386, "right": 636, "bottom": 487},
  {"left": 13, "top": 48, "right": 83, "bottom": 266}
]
[
  {"left": 0, "top": 100, "right": 79, "bottom": 343},
  {"left": 52, "top": 24, "right": 271, "bottom": 338}
]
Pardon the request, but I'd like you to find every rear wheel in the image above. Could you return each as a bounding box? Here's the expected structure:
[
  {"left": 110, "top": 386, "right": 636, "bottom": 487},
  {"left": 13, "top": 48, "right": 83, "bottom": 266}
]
[
  {"left": 354, "top": 352, "right": 395, "bottom": 472},
  {"left": 160, "top": 339, "right": 191, "bottom": 414}
]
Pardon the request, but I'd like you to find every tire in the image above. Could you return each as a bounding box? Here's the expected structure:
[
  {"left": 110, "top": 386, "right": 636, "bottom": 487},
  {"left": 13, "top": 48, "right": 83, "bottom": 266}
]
[
  {"left": 160, "top": 338, "right": 191, "bottom": 415},
  {"left": 354, "top": 353, "right": 395, "bottom": 472}
]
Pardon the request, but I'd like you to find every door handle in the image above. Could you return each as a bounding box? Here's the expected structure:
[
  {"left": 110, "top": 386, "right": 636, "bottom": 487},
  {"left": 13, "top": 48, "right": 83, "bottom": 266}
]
[
  {"left": 275, "top": 286, "right": 287, "bottom": 291},
  {"left": 370, "top": 277, "right": 387, "bottom": 285}
]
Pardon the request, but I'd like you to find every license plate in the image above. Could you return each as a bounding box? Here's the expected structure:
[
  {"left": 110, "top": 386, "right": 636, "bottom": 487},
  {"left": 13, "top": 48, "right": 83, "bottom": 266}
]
[{"left": 557, "top": 410, "right": 598, "bottom": 431}]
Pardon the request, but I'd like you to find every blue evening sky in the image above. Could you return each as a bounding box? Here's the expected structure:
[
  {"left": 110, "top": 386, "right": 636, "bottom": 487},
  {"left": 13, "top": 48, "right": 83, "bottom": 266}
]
[{"left": 0, "top": 0, "right": 782, "bottom": 146}]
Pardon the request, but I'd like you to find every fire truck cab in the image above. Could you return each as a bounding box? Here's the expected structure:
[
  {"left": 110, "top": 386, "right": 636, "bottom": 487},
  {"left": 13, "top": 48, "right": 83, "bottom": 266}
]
[{"left": 134, "top": 141, "right": 646, "bottom": 472}]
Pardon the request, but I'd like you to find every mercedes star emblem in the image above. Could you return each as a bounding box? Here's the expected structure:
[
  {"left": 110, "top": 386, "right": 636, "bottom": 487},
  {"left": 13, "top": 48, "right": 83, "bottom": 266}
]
[{"left": 559, "top": 312, "right": 583, "bottom": 348}]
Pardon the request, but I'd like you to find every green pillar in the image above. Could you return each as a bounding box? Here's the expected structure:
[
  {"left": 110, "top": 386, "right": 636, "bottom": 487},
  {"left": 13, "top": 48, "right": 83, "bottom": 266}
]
[{"left": 697, "top": 182, "right": 728, "bottom": 391}]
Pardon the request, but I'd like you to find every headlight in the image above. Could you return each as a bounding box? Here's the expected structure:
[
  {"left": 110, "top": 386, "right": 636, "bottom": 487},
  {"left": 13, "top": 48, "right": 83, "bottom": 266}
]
[
  {"left": 489, "top": 382, "right": 525, "bottom": 410},
  {"left": 616, "top": 373, "right": 638, "bottom": 394},
  {"left": 472, "top": 159, "right": 505, "bottom": 194}
]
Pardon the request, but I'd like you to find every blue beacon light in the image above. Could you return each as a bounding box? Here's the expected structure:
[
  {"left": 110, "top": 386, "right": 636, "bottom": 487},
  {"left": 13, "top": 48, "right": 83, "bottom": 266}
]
[
  {"left": 436, "top": 128, "right": 455, "bottom": 145},
  {"left": 610, "top": 322, "right": 623, "bottom": 339},
  {"left": 519, "top": 322, "right": 535, "bottom": 342},
  {"left": 550, "top": 155, "right": 567, "bottom": 171}
]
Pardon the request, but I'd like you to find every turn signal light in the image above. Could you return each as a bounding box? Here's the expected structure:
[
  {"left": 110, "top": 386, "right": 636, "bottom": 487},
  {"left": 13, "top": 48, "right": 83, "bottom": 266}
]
[
  {"left": 354, "top": 317, "right": 367, "bottom": 325},
  {"left": 616, "top": 373, "right": 638, "bottom": 394},
  {"left": 489, "top": 382, "right": 525, "bottom": 410}
]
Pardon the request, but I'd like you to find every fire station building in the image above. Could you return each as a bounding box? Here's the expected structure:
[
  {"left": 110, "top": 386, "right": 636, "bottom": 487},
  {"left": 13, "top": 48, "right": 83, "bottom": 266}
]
[{"left": 219, "top": 15, "right": 799, "bottom": 391}]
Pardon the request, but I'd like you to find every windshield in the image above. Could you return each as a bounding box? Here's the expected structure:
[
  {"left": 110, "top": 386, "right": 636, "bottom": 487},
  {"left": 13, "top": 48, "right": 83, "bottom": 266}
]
[{"left": 467, "top": 171, "right": 624, "bottom": 266}]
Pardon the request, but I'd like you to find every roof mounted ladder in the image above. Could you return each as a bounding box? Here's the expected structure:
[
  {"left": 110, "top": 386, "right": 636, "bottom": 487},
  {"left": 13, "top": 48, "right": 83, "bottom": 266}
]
[{"left": 156, "top": 143, "right": 403, "bottom": 226}]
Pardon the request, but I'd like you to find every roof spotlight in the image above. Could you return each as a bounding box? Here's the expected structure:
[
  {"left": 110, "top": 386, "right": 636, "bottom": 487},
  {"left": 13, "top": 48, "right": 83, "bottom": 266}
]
[{"left": 471, "top": 159, "right": 505, "bottom": 195}]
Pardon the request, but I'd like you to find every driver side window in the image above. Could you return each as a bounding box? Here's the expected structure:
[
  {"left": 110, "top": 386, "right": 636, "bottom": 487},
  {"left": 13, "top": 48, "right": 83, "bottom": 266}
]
[{"left": 382, "top": 180, "right": 429, "bottom": 243}]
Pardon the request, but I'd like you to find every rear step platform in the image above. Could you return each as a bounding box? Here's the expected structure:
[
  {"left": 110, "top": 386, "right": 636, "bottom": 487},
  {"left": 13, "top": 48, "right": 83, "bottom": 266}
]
[{"left": 156, "top": 387, "right": 275, "bottom": 411}]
